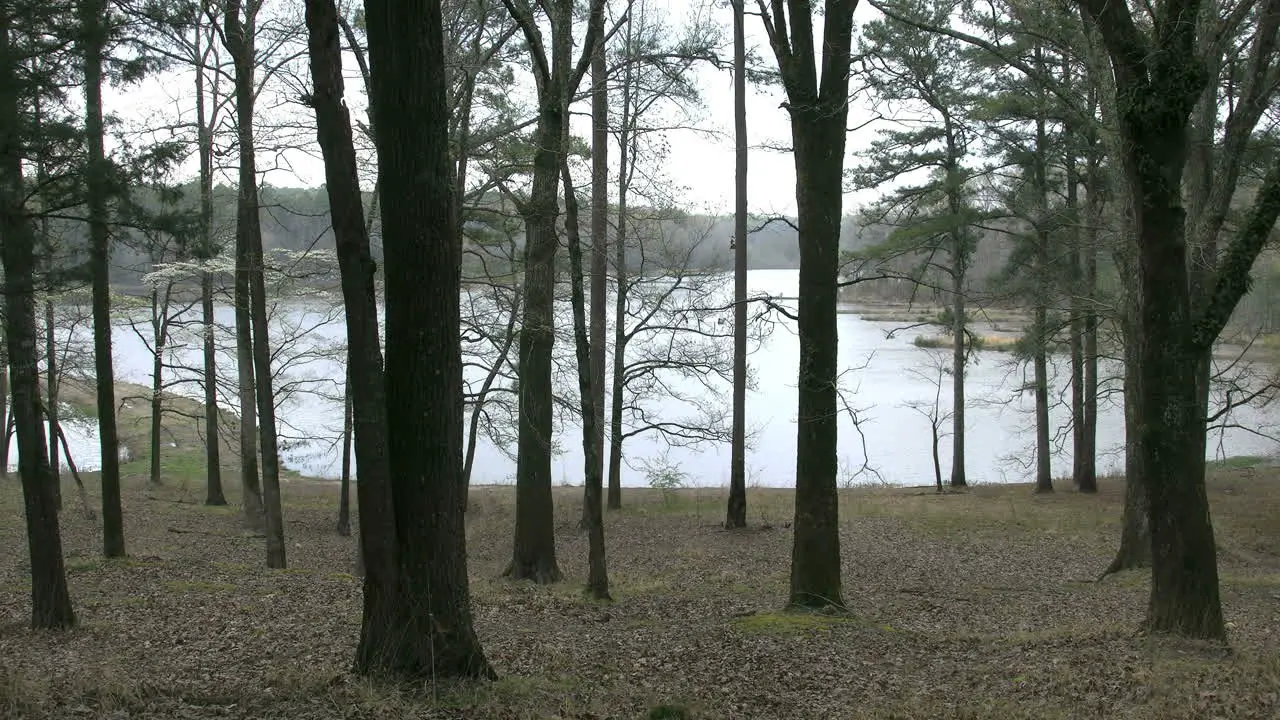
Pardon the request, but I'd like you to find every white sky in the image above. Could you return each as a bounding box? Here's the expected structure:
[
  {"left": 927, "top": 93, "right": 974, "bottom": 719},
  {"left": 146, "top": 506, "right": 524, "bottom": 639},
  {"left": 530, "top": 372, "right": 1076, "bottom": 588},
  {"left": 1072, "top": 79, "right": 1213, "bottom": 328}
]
[{"left": 103, "top": 1, "right": 890, "bottom": 218}]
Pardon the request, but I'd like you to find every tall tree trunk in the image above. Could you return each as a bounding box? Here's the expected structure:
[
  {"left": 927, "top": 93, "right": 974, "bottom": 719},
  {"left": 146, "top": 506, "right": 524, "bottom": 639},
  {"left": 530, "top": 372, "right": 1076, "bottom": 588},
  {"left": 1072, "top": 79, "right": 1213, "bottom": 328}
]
[
  {"left": 946, "top": 221, "right": 966, "bottom": 488},
  {"left": 196, "top": 14, "right": 225, "bottom": 507},
  {"left": 942, "top": 125, "right": 967, "bottom": 489},
  {"left": 360, "top": 0, "right": 495, "bottom": 676},
  {"left": 149, "top": 288, "right": 166, "bottom": 486},
  {"left": 1103, "top": 304, "right": 1150, "bottom": 575},
  {"left": 337, "top": 365, "right": 352, "bottom": 536},
  {"left": 226, "top": 0, "right": 286, "bottom": 569},
  {"left": 1081, "top": 241, "right": 1098, "bottom": 493},
  {"left": 789, "top": 110, "right": 846, "bottom": 610},
  {"left": 587, "top": 8, "right": 609, "bottom": 527},
  {"left": 1137, "top": 208, "right": 1222, "bottom": 637},
  {"left": 1032, "top": 304, "right": 1052, "bottom": 493},
  {"left": 606, "top": 39, "right": 633, "bottom": 513},
  {"left": 507, "top": 77, "right": 569, "bottom": 582},
  {"left": 726, "top": 0, "right": 748, "bottom": 529},
  {"left": 234, "top": 265, "right": 261, "bottom": 523},
  {"left": 1076, "top": 0, "right": 1228, "bottom": 640},
  {"left": 83, "top": 0, "right": 125, "bottom": 557},
  {"left": 1031, "top": 95, "right": 1052, "bottom": 495},
  {"left": 304, "top": 0, "right": 406, "bottom": 674},
  {"left": 0, "top": 8, "right": 76, "bottom": 625},
  {"left": 45, "top": 299, "right": 60, "bottom": 509},
  {"left": 562, "top": 158, "right": 610, "bottom": 600},
  {"left": 507, "top": 119, "right": 563, "bottom": 582}
]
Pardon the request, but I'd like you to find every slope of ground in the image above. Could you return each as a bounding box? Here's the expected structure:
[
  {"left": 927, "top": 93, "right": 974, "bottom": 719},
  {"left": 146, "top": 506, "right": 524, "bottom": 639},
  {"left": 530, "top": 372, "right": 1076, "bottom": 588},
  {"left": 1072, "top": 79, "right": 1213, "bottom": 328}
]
[{"left": 1, "top": 392, "right": 1278, "bottom": 718}]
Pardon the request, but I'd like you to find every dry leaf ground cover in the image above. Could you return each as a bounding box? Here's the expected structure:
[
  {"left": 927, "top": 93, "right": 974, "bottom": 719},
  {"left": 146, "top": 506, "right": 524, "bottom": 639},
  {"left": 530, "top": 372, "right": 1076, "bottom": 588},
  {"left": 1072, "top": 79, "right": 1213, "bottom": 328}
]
[{"left": 2, "top": 385, "right": 1280, "bottom": 719}]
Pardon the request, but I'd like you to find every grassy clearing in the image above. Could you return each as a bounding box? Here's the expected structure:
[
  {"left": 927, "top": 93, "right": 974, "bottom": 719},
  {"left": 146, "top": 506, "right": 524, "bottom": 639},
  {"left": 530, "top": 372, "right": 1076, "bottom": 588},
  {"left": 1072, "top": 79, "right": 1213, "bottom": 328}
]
[{"left": 2, "top": 388, "right": 1280, "bottom": 718}]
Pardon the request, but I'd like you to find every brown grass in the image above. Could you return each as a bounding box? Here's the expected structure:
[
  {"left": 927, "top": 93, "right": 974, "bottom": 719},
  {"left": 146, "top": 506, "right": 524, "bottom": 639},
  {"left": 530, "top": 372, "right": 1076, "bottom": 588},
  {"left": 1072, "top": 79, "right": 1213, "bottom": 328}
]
[{"left": 2, "top": 391, "right": 1280, "bottom": 718}]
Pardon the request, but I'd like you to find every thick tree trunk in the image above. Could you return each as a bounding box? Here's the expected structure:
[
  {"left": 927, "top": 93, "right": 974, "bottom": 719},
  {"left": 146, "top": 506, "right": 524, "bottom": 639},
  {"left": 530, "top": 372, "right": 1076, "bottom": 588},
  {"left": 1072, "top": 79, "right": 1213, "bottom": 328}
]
[
  {"left": 726, "top": 0, "right": 749, "bottom": 529},
  {"left": 1137, "top": 208, "right": 1223, "bottom": 638},
  {"left": 83, "top": 0, "right": 125, "bottom": 558},
  {"left": 306, "top": 0, "right": 403, "bottom": 671},
  {"left": 359, "top": 0, "right": 495, "bottom": 678},
  {"left": 195, "top": 22, "right": 225, "bottom": 507},
  {"left": 0, "top": 9, "right": 76, "bottom": 625},
  {"left": 337, "top": 366, "right": 352, "bottom": 537},
  {"left": 226, "top": 0, "right": 287, "bottom": 569},
  {"left": 562, "top": 159, "right": 611, "bottom": 600},
  {"left": 788, "top": 111, "right": 846, "bottom": 610},
  {"left": 586, "top": 18, "right": 609, "bottom": 528},
  {"left": 44, "top": 300, "right": 60, "bottom": 509},
  {"left": 1076, "top": 0, "right": 1228, "bottom": 641},
  {"left": 507, "top": 115, "right": 564, "bottom": 582},
  {"left": 305, "top": 0, "right": 404, "bottom": 674}
]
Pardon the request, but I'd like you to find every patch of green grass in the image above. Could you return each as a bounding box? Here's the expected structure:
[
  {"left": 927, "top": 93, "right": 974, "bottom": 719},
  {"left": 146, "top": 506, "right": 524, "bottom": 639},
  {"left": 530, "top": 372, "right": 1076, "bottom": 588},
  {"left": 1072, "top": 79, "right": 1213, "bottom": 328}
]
[
  {"left": 1219, "top": 572, "right": 1280, "bottom": 588},
  {"left": 730, "top": 611, "right": 858, "bottom": 636},
  {"left": 1207, "top": 455, "right": 1270, "bottom": 471},
  {"left": 65, "top": 556, "right": 104, "bottom": 573},
  {"left": 163, "top": 580, "right": 236, "bottom": 594}
]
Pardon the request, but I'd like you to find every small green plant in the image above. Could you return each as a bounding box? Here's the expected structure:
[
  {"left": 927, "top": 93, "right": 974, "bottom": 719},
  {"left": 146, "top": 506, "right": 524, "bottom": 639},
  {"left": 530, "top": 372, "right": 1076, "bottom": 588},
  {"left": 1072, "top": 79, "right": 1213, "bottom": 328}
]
[
  {"left": 642, "top": 454, "right": 688, "bottom": 505},
  {"left": 648, "top": 704, "right": 692, "bottom": 719}
]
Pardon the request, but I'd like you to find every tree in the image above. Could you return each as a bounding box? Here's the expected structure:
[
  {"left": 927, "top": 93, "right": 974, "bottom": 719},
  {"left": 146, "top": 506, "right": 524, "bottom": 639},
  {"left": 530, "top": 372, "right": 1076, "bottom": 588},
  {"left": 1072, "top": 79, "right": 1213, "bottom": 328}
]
[
  {"left": 82, "top": 0, "right": 125, "bottom": 558},
  {"left": 852, "top": 0, "right": 981, "bottom": 490},
  {"left": 756, "top": 0, "right": 859, "bottom": 609},
  {"left": 362, "top": 0, "right": 495, "bottom": 677},
  {"left": 604, "top": 2, "right": 721, "bottom": 508},
  {"left": 304, "top": 0, "right": 400, "bottom": 673},
  {"left": 224, "top": 0, "right": 287, "bottom": 568},
  {"left": 1076, "top": 0, "right": 1280, "bottom": 637},
  {"left": 725, "top": 0, "right": 748, "bottom": 529},
  {"left": 903, "top": 350, "right": 953, "bottom": 492},
  {"left": 500, "top": 0, "right": 606, "bottom": 583},
  {"left": 587, "top": 0, "right": 609, "bottom": 527},
  {"left": 0, "top": 1, "right": 76, "bottom": 628},
  {"left": 562, "top": 151, "right": 610, "bottom": 600}
]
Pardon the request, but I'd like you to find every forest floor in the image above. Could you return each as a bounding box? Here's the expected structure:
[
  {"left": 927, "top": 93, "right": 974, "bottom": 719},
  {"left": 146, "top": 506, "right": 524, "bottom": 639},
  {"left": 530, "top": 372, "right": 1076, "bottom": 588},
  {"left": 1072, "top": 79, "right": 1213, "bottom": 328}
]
[{"left": 2, "top": 389, "right": 1280, "bottom": 718}]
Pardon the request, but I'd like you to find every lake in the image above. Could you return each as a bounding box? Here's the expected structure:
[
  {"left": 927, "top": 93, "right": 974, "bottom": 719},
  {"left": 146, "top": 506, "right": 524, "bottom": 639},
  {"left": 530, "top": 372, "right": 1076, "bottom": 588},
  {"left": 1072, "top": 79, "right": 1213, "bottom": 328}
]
[{"left": 9, "top": 269, "right": 1279, "bottom": 486}]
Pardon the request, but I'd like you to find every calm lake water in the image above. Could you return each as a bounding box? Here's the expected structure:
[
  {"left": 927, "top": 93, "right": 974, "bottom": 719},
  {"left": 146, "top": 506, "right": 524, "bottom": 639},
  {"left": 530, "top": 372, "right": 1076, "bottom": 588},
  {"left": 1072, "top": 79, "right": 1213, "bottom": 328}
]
[{"left": 10, "top": 269, "right": 1280, "bottom": 485}]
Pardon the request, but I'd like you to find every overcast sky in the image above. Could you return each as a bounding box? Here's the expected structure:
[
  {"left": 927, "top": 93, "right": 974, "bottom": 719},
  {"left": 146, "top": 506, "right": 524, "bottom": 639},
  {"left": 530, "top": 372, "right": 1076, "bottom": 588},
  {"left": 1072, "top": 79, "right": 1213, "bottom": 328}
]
[{"left": 105, "top": 1, "right": 892, "bottom": 219}]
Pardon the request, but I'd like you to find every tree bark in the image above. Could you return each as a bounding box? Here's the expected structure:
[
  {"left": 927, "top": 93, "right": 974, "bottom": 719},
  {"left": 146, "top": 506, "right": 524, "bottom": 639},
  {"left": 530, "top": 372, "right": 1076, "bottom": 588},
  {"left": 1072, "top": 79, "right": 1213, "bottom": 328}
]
[
  {"left": 83, "top": 0, "right": 125, "bottom": 557},
  {"left": 149, "top": 287, "right": 168, "bottom": 486},
  {"left": 225, "top": 0, "right": 287, "bottom": 569},
  {"left": 606, "top": 111, "right": 629, "bottom": 512},
  {"left": 726, "top": 0, "right": 749, "bottom": 529},
  {"left": 1077, "top": 0, "right": 1227, "bottom": 639},
  {"left": 359, "top": 0, "right": 495, "bottom": 678},
  {"left": 195, "top": 14, "right": 226, "bottom": 507},
  {"left": 305, "top": 0, "right": 403, "bottom": 674},
  {"left": 0, "top": 8, "right": 76, "bottom": 625},
  {"left": 586, "top": 6, "right": 609, "bottom": 528},
  {"left": 788, "top": 110, "right": 846, "bottom": 610},
  {"left": 562, "top": 156, "right": 611, "bottom": 600},
  {"left": 1103, "top": 306, "right": 1150, "bottom": 575}
]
